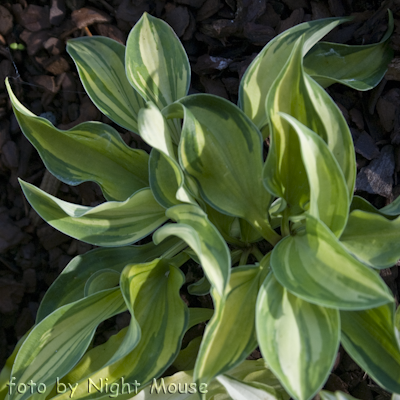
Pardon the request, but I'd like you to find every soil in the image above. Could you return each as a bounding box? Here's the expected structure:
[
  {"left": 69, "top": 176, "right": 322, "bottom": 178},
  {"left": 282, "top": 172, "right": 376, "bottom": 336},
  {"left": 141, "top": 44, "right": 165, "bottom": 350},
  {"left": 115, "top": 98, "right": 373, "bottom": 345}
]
[{"left": 1, "top": 0, "right": 400, "bottom": 399}]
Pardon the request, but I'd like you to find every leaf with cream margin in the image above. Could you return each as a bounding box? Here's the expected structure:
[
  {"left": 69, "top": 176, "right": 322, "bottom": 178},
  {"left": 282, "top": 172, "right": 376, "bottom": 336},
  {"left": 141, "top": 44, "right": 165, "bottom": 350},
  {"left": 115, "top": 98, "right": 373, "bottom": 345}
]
[
  {"left": 9, "top": 288, "right": 126, "bottom": 400},
  {"left": 263, "top": 36, "right": 354, "bottom": 222},
  {"left": 256, "top": 273, "right": 339, "bottom": 400},
  {"left": 194, "top": 255, "right": 270, "bottom": 388},
  {"left": 6, "top": 79, "right": 148, "bottom": 202},
  {"left": 340, "top": 210, "right": 400, "bottom": 269},
  {"left": 52, "top": 259, "right": 188, "bottom": 400},
  {"left": 320, "top": 391, "right": 360, "bottom": 400},
  {"left": 139, "top": 102, "right": 195, "bottom": 207},
  {"left": 304, "top": 11, "right": 393, "bottom": 90},
  {"left": 239, "top": 16, "right": 348, "bottom": 129},
  {"left": 341, "top": 302, "right": 400, "bottom": 394},
  {"left": 20, "top": 180, "right": 167, "bottom": 247},
  {"left": 154, "top": 204, "right": 230, "bottom": 298},
  {"left": 67, "top": 36, "right": 146, "bottom": 133},
  {"left": 164, "top": 94, "right": 280, "bottom": 246},
  {"left": 278, "top": 113, "right": 349, "bottom": 236},
  {"left": 125, "top": 13, "right": 190, "bottom": 143},
  {"left": 271, "top": 214, "right": 393, "bottom": 310},
  {"left": 36, "top": 237, "right": 183, "bottom": 321}
]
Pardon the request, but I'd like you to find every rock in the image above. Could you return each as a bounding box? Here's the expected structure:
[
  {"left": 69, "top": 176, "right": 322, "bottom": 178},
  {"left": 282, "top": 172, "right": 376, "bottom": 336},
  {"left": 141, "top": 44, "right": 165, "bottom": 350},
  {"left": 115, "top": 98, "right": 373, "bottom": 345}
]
[
  {"left": 354, "top": 131, "right": 379, "bottom": 160},
  {"left": 356, "top": 145, "right": 395, "bottom": 198},
  {"left": 0, "top": 5, "right": 13, "bottom": 36},
  {"left": 20, "top": 5, "right": 51, "bottom": 32},
  {"left": 71, "top": 7, "right": 112, "bottom": 29},
  {"left": 165, "top": 4, "right": 190, "bottom": 37},
  {"left": 43, "top": 37, "right": 64, "bottom": 55},
  {"left": 0, "top": 279, "right": 24, "bottom": 314},
  {"left": 20, "top": 30, "right": 51, "bottom": 56},
  {"left": 50, "top": 0, "right": 66, "bottom": 25}
]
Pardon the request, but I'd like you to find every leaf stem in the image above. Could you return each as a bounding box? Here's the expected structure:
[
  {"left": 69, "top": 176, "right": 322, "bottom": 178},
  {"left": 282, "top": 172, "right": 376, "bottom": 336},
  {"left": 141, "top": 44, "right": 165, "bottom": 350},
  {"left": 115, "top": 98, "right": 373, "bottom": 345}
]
[
  {"left": 161, "top": 240, "right": 188, "bottom": 259},
  {"left": 251, "top": 245, "right": 264, "bottom": 262}
]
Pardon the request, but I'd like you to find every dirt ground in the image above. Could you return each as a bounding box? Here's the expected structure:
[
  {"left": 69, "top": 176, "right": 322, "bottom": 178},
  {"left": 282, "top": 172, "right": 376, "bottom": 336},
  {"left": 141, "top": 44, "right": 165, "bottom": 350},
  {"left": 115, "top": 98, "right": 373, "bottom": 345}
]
[{"left": 1, "top": 0, "right": 400, "bottom": 398}]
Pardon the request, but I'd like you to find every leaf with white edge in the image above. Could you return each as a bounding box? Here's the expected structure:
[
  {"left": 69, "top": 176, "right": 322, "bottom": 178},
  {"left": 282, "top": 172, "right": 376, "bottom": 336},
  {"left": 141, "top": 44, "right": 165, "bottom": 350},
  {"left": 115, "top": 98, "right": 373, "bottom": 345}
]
[
  {"left": 217, "top": 375, "right": 283, "bottom": 400},
  {"left": 154, "top": 204, "right": 230, "bottom": 298},
  {"left": 256, "top": 273, "right": 339, "bottom": 400},
  {"left": 54, "top": 259, "right": 188, "bottom": 400},
  {"left": 67, "top": 36, "right": 146, "bottom": 133},
  {"left": 340, "top": 210, "right": 400, "bottom": 269},
  {"left": 195, "top": 261, "right": 269, "bottom": 387},
  {"left": 84, "top": 269, "right": 120, "bottom": 296},
  {"left": 304, "top": 12, "right": 393, "bottom": 90},
  {"left": 341, "top": 303, "right": 400, "bottom": 394},
  {"left": 10, "top": 288, "right": 126, "bottom": 400},
  {"left": 20, "top": 180, "right": 168, "bottom": 247},
  {"left": 139, "top": 102, "right": 195, "bottom": 207},
  {"left": 7, "top": 79, "right": 148, "bottom": 202},
  {"left": 350, "top": 195, "right": 400, "bottom": 219},
  {"left": 320, "top": 391, "right": 360, "bottom": 400},
  {"left": 37, "top": 237, "right": 182, "bottom": 322},
  {"left": 279, "top": 113, "right": 349, "bottom": 236},
  {"left": 239, "top": 16, "right": 348, "bottom": 129},
  {"left": 263, "top": 36, "right": 354, "bottom": 220},
  {"left": 125, "top": 13, "right": 190, "bottom": 111},
  {"left": 165, "top": 94, "right": 280, "bottom": 246},
  {"left": 271, "top": 214, "right": 393, "bottom": 310}
]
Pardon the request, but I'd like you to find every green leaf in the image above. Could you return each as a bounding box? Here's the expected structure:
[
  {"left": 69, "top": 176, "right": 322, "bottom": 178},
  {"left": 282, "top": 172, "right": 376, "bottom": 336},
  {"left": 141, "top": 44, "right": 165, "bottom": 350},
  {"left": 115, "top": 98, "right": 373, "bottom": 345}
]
[
  {"left": 54, "top": 259, "right": 188, "bottom": 400},
  {"left": 7, "top": 79, "right": 148, "bottom": 202},
  {"left": 125, "top": 13, "right": 190, "bottom": 111},
  {"left": 165, "top": 94, "right": 280, "bottom": 245},
  {"left": 37, "top": 237, "right": 181, "bottom": 322},
  {"left": 271, "top": 214, "right": 393, "bottom": 310},
  {"left": 350, "top": 195, "right": 400, "bottom": 218},
  {"left": 341, "top": 302, "right": 400, "bottom": 393},
  {"left": 154, "top": 204, "right": 230, "bottom": 298},
  {"left": 66, "top": 36, "right": 146, "bottom": 133},
  {"left": 188, "top": 308, "right": 214, "bottom": 329},
  {"left": 173, "top": 336, "right": 202, "bottom": 371},
  {"left": 278, "top": 113, "right": 349, "bottom": 236},
  {"left": 20, "top": 180, "right": 168, "bottom": 247},
  {"left": 256, "top": 273, "right": 339, "bottom": 400},
  {"left": 194, "top": 263, "right": 268, "bottom": 386},
  {"left": 188, "top": 276, "right": 211, "bottom": 296},
  {"left": 340, "top": 210, "right": 400, "bottom": 269},
  {"left": 263, "top": 36, "right": 355, "bottom": 220},
  {"left": 239, "top": 16, "right": 348, "bottom": 129},
  {"left": 304, "top": 12, "right": 394, "bottom": 90},
  {"left": 9, "top": 288, "right": 126, "bottom": 400}
]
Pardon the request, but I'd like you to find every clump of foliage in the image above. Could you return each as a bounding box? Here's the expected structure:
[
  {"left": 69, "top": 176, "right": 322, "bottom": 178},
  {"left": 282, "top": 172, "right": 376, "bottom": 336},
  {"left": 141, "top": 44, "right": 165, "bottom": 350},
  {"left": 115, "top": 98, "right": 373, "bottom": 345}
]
[{"left": 1, "top": 11, "right": 400, "bottom": 400}]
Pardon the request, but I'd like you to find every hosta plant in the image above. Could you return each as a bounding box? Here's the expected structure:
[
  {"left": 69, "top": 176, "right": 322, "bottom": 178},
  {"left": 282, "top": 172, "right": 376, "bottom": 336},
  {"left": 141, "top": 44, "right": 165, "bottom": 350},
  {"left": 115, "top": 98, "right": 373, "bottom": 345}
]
[{"left": 1, "top": 10, "right": 400, "bottom": 400}]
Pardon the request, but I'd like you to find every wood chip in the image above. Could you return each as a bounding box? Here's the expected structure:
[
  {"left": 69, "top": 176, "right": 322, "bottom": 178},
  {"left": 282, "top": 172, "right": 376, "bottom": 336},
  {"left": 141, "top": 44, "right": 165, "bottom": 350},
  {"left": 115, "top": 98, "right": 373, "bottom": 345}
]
[
  {"left": 20, "top": 5, "right": 51, "bottom": 32},
  {"left": 0, "top": 5, "right": 13, "bottom": 35},
  {"left": 50, "top": 0, "right": 66, "bottom": 26},
  {"left": 71, "top": 7, "right": 112, "bottom": 29}
]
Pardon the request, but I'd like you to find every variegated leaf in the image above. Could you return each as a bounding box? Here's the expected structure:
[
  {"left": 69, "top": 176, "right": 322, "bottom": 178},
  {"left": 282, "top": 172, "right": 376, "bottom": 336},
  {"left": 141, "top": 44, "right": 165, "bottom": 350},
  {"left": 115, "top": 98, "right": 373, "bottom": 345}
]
[
  {"left": 20, "top": 180, "right": 167, "bottom": 247},
  {"left": 194, "top": 260, "right": 269, "bottom": 387},
  {"left": 153, "top": 204, "right": 230, "bottom": 298},
  {"left": 256, "top": 273, "right": 339, "bottom": 400},
  {"left": 9, "top": 288, "right": 126, "bottom": 400},
  {"left": 84, "top": 269, "right": 120, "bottom": 296},
  {"left": 139, "top": 102, "right": 195, "bottom": 207},
  {"left": 350, "top": 195, "right": 400, "bottom": 219},
  {"left": 304, "top": 12, "right": 393, "bottom": 90},
  {"left": 125, "top": 13, "right": 190, "bottom": 111},
  {"left": 37, "top": 237, "right": 182, "bottom": 321},
  {"left": 53, "top": 259, "right": 188, "bottom": 400},
  {"left": 340, "top": 210, "right": 400, "bottom": 269},
  {"left": 263, "top": 36, "right": 355, "bottom": 222},
  {"left": 216, "top": 375, "right": 283, "bottom": 400},
  {"left": 278, "top": 113, "right": 349, "bottom": 236},
  {"left": 271, "top": 214, "right": 393, "bottom": 310},
  {"left": 320, "top": 391, "right": 359, "bottom": 400},
  {"left": 165, "top": 94, "right": 280, "bottom": 245},
  {"left": 7, "top": 79, "right": 148, "bottom": 202},
  {"left": 341, "top": 303, "right": 400, "bottom": 393},
  {"left": 67, "top": 36, "right": 146, "bottom": 133},
  {"left": 239, "top": 17, "right": 348, "bottom": 129}
]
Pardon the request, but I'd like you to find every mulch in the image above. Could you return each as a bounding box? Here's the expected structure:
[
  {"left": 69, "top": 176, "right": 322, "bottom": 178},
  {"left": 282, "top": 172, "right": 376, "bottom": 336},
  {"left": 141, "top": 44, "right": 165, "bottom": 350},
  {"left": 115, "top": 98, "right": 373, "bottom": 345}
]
[{"left": 1, "top": 0, "right": 400, "bottom": 398}]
